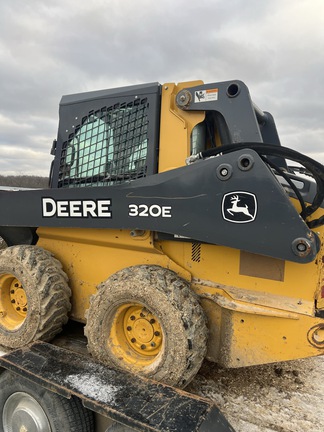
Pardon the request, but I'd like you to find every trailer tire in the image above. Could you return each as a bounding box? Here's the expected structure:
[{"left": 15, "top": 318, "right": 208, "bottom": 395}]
[
  {"left": 0, "top": 370, "right": 94, "bottom": 432},
  {"left": 85, "top": 265, "right": 208, "bottom": 388},
  {"left": 0, "top": 245, "right": 71, "bottom": 348}
]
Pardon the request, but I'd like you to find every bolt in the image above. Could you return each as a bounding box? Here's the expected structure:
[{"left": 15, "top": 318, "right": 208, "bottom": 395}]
[
  {"left": 131, "top": 338, "right": 136, "bottom": 343},
  {"left": 154, "top": 331, "right": 160, "bottom": 337},
  {"left": 126, "top": 326, "right": 132, "bottom": 331},
  {"left": 297, "top": 243, "right": 307, "bottom": 252},
  {"left": 10, "top": 290, "right": 15, "bottom": 294},
  {"left": 130, "top": 315, "right": 135, "bottom": 321},
  {"left": 11, "top": 299, "right": 15, "bottom": 304},
  {"left": 16, "top": 307, "right": 21, "bottom": 311},
  {"left": 150, "top": 319, "right": 155, "bottom": 324},
  {"left": 220, "top": 168, "right": 228, "bottom": 177},
  {"left": 140, "top": 312, "right": 145, "bottom": 318},
  {"left": 14, "top": 283, "right": 19, "bottom": 287},
  {"left": 141, "top": 344, "right": 146, "bottom": 350},
  {"left": 179, "top": 94, "right": 186, "bottom": 102},
  {"left": 151, "top": 342, "right": 156, "bottom": 347},
  {"left": 292, "top": 238, "right": 311, "bottom": 257},
  {"left": 23, "top": 307, "right": 27, "bottom": 312}
]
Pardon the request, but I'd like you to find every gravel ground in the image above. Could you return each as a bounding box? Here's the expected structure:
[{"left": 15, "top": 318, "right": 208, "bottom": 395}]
[{"left": 187, "top": 355, "right": 324, "bottom": 432}]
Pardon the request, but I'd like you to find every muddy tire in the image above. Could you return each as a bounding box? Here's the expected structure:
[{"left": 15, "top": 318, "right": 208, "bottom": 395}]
[
  {"left": 85, "top": 265, "right": 208, "bottom": 388},
  {"left": 0, "top": 370, "right": 94, "bottom": 432},
  {"left": 0, "top": 245, "right": 71, "bottom": 348}
]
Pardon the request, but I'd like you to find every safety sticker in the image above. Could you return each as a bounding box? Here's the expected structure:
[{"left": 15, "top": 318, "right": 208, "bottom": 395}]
[{"left": 195, "top": 88, "right": 218, "bottom": 103}]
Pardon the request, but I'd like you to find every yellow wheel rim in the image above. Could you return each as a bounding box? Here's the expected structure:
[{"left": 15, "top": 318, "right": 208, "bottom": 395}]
[
  {"left": 0, "top": 274, "right": 28, "bottom": 330},
  {"left": 109, "top": 304, "right": 163, "bottom": 368}
]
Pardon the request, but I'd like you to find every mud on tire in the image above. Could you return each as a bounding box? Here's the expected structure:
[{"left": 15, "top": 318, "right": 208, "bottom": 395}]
[
  {"left": 85, "top": 265, "right": 208, "bottom": 388},
  {"left": 0, "top": 245, "right": 71, "bottom": 348}
]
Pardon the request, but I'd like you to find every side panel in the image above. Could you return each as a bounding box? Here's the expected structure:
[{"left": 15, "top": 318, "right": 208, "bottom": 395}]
[
  {"left": 156, "top": 239, "right": 324, "bottom": 366},
  {"left": 36, "top": 227, "right": 190, "bottom": 321}
]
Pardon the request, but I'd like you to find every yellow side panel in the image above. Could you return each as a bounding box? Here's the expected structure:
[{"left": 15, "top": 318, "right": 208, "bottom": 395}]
[
  {"left": 156, "top": 240, "right": 320, "bottom": 305},
  {"left": 156, "top": 238, "right": 324, "bottom": 366},
  {"left": 215, "top": 309, "right": 324, "bottom": 367},
  {"left": 37, "top": 227, "right": 190, "bottom": 322}
]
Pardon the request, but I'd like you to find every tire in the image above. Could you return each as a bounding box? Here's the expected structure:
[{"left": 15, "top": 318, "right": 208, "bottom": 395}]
[
  {"left": 0, "top": 370, "right": 94, "bottom": 432},
  {"left": 85, "top": 265, "right": 208, "bottom": 388},
  {"left": 0, "top": 245, "right": 71, "bottom": 348}
]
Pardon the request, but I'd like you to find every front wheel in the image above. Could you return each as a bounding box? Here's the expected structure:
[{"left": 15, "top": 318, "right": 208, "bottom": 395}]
[
  {"left": 0, "top": 245, "right": 71, "bottom": 348},
  {"left": 85, "top": 265, "right": 208, "bottom": 388},
  {"left": 0, "top": 370, "right": 94, "bottom": 432}
]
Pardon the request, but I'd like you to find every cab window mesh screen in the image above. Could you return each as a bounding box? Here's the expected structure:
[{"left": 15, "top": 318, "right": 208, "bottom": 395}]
[{"left": 58, "top": 99, "right": 149, "bottom": 187}]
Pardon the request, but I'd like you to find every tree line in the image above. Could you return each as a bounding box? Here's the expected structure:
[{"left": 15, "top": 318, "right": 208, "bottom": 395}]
[{"left": 0, "top": 175, "right": 49, "bottom": 188}]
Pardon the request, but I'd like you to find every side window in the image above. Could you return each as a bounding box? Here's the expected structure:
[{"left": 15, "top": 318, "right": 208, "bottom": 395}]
[
  {"left": 65, "top": 116, "right": 111, "bottom": 180},
  {"left": 58, "top": 100, "right": 149, "bottom": 188}
]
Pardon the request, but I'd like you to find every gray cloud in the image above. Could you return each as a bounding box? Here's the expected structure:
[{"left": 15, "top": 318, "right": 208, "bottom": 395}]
[{"left": 0, "top": 0, "right": 323, "bottom": 175}]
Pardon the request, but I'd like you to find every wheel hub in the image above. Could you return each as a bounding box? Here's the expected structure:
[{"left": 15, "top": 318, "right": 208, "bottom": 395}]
[
  {"left": 3, "top": 392, "right": 51, "bottom": 432},
  {"left": 124, "top": 306, "right": 163, "bottom": 356},
  {"left": 0, "top": 275, "right": 28, "bottom": 329},
  {"left": 109, "top": 303, "right": 163, "bottom": 367}
]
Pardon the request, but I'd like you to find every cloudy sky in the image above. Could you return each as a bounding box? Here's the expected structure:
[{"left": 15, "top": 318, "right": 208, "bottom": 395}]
[{"left": 0, "top": 0, "right": 323, "bottom": 176}]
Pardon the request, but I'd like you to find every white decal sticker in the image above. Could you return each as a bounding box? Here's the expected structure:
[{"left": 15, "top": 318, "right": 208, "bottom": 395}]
[
  {"left": 128, "top": 204, "right": 172, "bottom": 218},
  {"left": 42, "top": 198, "right": 112, "bottom": 218},
  {"left": 195, "top": 88, "right": 218, "bottom": 103},
  {"left": 222, "top": 192, "right": 257, "bottom": 223}
]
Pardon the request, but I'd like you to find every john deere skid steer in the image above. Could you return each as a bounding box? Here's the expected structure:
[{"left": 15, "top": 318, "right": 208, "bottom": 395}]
[{"left": 0, "top": 79, "right": 323, "bottom": 431}]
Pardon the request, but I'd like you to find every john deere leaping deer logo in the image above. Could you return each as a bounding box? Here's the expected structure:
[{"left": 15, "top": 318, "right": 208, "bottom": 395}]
[{"left": 222, "top": 192, "right": 257, "bottom": 223}]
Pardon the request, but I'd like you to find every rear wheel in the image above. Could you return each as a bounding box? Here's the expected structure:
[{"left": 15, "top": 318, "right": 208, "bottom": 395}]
[
  {"left": 0, "top": 245, "right": 71, "bottom": 348},
  {"left": 0, "top": 370, "right": 94, "bottom": 432},
  {"left": 85, "top": 265, "right": 208, "bottom": 388}
]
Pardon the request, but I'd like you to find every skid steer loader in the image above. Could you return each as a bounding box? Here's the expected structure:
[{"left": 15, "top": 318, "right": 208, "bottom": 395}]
[{"left": 0, "top": 79, "right": 323, "bottom": 431}]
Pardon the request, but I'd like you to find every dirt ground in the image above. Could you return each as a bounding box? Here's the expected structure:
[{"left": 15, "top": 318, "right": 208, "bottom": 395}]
[{"left": 187, "top": 355, "right": 324, "bottom": 432}]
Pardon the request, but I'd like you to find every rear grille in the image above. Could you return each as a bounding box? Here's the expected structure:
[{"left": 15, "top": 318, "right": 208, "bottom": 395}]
[{"left": 58, "top": 99, "right": 149, "bottom": 188}]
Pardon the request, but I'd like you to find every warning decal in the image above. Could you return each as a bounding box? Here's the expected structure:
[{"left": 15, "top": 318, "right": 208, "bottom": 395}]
[{"left": 194, "top": 88, "right": 218, "bottom": 103}]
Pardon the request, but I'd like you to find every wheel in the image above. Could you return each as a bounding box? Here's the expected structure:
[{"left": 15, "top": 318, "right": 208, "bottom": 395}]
[
  {"left": 85, "top": 265, "right": 208, "bottom": 387},
  {"left": 0, "top": 245, "right": 71, "bottom": 348},
  {"left": 0, "top": 370, "right": 94, "bottom": 432}
]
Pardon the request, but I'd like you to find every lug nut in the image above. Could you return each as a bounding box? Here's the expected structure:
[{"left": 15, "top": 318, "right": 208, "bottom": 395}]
[
  {"left": 140, "top": 312, "right": 145, "bottom": 318},
  {"left": 131, "top": 338, "right": 136, "bottom": 343},
  {"left": 130, "top": 315, "right": 135, "bottom": 320},
  {"left": 151, "top": 342, "right": 156, "bottom": 347},
  {"left": 126, "top": 326, "right": 132, "bottom": 331},
  {"left": 150, "top": 319, "right": 155, "bottom": 324},
  {"left": 23, "top": 307, "right": 27, "bottom": 312},
  {"left": 11, "top": 299, "right": 15, "bottom": 303},
  {"left": 10, "top": 290, "right": 15, "bottom": 294},
  {"left": 141, "top": 344, "right": 146, "bottom": 350},
  {"left": 16, "top": 307, "right": 21, "bottom": 311},
  {"left": 154, "top": 331, "right": 160, "bottom": 337},
  {"left": 14, "top": 283, "right": 19, "bottom": 287}
]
